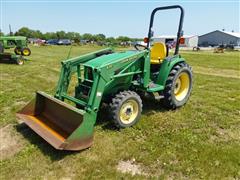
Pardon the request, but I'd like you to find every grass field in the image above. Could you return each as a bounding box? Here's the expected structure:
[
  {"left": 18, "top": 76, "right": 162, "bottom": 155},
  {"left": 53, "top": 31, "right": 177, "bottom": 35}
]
[{"left": 0, "top": 45, "right": 239, "bottom": 179}]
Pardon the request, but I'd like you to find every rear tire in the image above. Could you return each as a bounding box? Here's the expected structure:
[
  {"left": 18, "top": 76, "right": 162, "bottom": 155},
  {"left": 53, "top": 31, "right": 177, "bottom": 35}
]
[
  {"left": 110, "top": 90, "right": 142, "bottom": 128},
  {"left": 21, "top": 47, "right": 31, "bottom": 56},
  {"left": 163, "top": 62, "right": 193, "bottom": 109}
]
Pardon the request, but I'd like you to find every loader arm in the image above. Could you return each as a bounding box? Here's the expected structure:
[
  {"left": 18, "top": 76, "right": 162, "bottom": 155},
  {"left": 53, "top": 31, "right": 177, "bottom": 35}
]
[
  {"left": 16, "top": 48, "right": 113, "bottom": 151},
  {"left": 55, "top": 48, "right": 113, "bottom": 103},
  {"left": 55, "top": 48, "right": 149, "bottom": 112}
]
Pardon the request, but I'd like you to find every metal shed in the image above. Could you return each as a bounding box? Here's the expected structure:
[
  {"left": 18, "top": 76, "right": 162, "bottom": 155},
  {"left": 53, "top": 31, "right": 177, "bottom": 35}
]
[{"left": 198, "top": 30, "right": 240, "bottom": 47}]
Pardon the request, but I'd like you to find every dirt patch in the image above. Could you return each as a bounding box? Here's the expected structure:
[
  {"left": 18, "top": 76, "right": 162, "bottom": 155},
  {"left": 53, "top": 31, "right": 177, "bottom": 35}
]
[
  {"left": 216, "top": 127, "right": 240, "bottom": 141},
  {"left": 0, "top": 124, "right": 24, "bottom": 160},
  {"left": 117, "top": 159, "right": 147, "bottom": 176},
  {"left": 209, "top": 126, "right": 240, "bottom": 143},
  {"left": 193, "top": 66, "right": 239, "bottom": 79}
]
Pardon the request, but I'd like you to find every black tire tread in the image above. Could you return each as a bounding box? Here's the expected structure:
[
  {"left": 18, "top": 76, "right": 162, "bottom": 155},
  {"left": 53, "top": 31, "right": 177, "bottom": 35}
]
[
  {"left": 14, "top": 47, "right": 21, "bottom": 55},
  {"left": 0, "top": 43, "right": 4, "bottom": 53},
  {"left": 163, "top": 62, "right": 192, "bottom": 109},
  {"left": 109, "top": 90, "right": 142, "bottom": 128}
]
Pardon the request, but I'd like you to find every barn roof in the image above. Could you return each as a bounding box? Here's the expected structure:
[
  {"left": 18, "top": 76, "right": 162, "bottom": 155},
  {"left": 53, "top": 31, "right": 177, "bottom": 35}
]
[
  {"left": 221, "top": 31, "right": 240, "bottom": 38},
  {"left": 200, "top": 30, "right": 240, "bottom": 38}
]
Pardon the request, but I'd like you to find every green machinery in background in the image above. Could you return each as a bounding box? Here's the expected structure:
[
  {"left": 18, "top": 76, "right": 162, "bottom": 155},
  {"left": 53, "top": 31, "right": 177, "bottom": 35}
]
[
  {"left": 17, "top": 5, "right": 193, "bottom": 150},
  {"left": 0, "top": 36, "right": 31, "bottom": 65}
]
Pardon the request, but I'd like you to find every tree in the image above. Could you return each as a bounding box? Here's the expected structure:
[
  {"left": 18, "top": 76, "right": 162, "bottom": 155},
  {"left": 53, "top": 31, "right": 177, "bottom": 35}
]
[
  {"left": 116, "top": 36, "right": 131, "bottom": 43},
  {"left": 94, "top": 34, "right": 106, "bottom": 42},
  {"left": 106, "top": 37, "right": 117, "bottom": 45},
  {"left": 43, "top": 32, "right": 58, "bottom": 40},
  {"left": 15, "top": 27, "right": 33, "bottom": 38},
  {"left": 72, "top": 32, "right": 81, "bottom": 43},
  {"left": 56, "top": 31, "right": 67, "bottom": 39},
  {"left": 32, "top": 30, "right": 43, "bottom": 39},
  {"left": 66, "top": 32, "right": 75, "bottom": 40},
  {"left": 82, "top": 33, "right": 93, "bottom": 41},
  {"left": 12, "top": 26, "right": 136, "bottom": 46}
]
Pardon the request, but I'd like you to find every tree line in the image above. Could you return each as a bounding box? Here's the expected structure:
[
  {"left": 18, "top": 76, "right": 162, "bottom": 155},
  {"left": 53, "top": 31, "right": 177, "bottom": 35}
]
[{"left": 0, "top": 27, "right": 142, "bottom": 44}]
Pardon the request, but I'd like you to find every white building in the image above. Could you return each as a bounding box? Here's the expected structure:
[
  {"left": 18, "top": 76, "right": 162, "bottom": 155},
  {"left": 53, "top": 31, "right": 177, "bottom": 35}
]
[{"left": 153, "top": 35, "right": 199, "bottom": 47}]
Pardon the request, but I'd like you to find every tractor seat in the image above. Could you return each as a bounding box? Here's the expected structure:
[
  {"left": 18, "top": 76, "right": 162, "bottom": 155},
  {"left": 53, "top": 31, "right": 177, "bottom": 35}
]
[{"left": 150, "top": 42, "right": 167, "bottom": 64}]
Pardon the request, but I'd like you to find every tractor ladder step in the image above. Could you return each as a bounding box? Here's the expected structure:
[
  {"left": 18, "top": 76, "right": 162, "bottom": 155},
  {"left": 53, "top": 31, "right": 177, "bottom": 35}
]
[{"left": 147, "top": 82, "right": 164, "bottom": 92}]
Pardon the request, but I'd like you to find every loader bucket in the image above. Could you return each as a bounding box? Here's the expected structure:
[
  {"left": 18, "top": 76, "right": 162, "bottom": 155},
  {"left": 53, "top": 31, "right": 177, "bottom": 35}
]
[{"left": 16, "top": 91, "right": 95, "bottom": 151}]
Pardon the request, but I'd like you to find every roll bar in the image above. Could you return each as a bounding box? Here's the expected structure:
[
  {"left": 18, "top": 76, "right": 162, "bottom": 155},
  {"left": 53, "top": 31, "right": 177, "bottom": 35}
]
[{"left": 147, "top": 5, "right": 184, "bottom": 55}]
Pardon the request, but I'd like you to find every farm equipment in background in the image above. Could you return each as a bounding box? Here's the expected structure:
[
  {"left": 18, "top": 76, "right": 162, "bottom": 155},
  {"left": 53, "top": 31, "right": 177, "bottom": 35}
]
[
  {"left": 17, "top": 5, "right": 193, "bottom": 151},
  {"left": 0, "top": 52, "right": 25, "bottom": 65},
  {"left": 0, "top": 36, "right": 31, "bottom": 56},
  {"left": 214, "top": 44, "right": 235, "bottom": 53},
  {"left": 0, "top": 36, "right": 31, "bottom": 65},
  {"left": 214, "top": 45, "right": 224, "bottom": 53},
  {"left": 193, "top": 46, "right": 200, "bottom": 51}
]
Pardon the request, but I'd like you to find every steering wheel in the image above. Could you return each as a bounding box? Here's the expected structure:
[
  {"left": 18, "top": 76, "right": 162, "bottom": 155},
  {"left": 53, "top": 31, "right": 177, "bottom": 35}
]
[{"left": 134, "top": 44, "right": 148, "bottom": 50}]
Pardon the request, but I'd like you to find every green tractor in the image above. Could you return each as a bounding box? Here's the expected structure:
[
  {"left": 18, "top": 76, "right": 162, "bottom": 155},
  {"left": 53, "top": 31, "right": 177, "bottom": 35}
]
[
  {"left": 17, "top": 5, "right": 193, "bottom": 150},
  {"left": 0, "top": 36, "right": 31, "bottom": 56},
  {"left": 0, "top": 36, "right": 31, "bottom": 65}
]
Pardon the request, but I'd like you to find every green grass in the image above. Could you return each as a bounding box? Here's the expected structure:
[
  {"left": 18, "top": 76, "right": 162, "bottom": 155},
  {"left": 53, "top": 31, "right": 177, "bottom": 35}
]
[
  {"left": 181, "top": 50, "right": 240, "bottom": 70},
  {"left": 0, "top": 45, "right": 239, "bottom": 179}
]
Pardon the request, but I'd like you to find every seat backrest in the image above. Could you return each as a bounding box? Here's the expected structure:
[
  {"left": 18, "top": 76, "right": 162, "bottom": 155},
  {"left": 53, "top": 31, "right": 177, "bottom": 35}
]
[{"left": 150, "top": 42, "right": 167, "bottom": 64}]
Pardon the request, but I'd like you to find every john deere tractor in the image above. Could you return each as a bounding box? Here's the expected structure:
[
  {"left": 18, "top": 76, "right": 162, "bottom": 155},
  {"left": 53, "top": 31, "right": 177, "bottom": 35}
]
[
  {"left": 0, "top": 36, "right": 31, "bottom": 55},
  {"left": 0, "top": 36, "right": 31, "bottom": 65},
  {"left": 17, "top": 5, "right": 193, "bottom": 150}
]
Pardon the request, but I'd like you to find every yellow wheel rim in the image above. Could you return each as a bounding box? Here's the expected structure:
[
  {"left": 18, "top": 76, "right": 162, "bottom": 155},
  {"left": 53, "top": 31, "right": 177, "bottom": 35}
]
[
  {"left": 23, "top": 49, "right": 30, "bottom": 56},
  {"left": 119, "top": 99, "right": 139, "bottom": 124},
  {"left": 174, "top": 72, "right": 190, "bottom": 101}
]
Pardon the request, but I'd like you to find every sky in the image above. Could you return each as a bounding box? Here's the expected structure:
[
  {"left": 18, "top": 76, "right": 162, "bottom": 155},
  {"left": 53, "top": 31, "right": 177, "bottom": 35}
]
[{"left": 0, "top": 0, "right": 239, "bottom": 38}]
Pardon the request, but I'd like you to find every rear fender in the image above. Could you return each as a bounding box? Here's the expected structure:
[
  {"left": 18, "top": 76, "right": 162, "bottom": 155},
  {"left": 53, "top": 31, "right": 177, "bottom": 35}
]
[{"left": 156, "top": 56, "right": 185, "bottom": 86}]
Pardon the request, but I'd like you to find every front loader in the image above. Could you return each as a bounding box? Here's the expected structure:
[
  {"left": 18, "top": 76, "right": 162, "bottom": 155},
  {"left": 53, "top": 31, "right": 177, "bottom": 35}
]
[{"left": 17, "top": 5, "right": 193, "bottom": 151}]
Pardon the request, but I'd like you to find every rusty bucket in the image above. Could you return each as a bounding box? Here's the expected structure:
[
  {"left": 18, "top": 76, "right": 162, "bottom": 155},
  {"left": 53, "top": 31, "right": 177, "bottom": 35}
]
[{"left": 16, "top": 91, "right": 95, "bottom": 151}]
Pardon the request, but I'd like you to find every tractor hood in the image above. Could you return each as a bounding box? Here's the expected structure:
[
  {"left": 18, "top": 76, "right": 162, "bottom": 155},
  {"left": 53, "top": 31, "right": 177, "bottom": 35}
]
[
  {"left": 84, "top": 50, "right": 145, "bottom": 68},
  {"left": 0, "top": 36, "right": 27, "bottom": 40}
]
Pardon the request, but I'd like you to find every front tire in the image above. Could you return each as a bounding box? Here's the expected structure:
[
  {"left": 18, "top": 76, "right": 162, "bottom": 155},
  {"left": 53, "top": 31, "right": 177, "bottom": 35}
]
[
  {"left": 0, "top": 43, "right": 4, "bottom": 53},
  {"left": 163, "top": 62, "right": 193, "bottom": 109},
  {"left": 110, "top": 91, "right": 142, "bottom": 128},
  {"left": 14, "top": 47, "right": 21, "bottom": 55}
]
